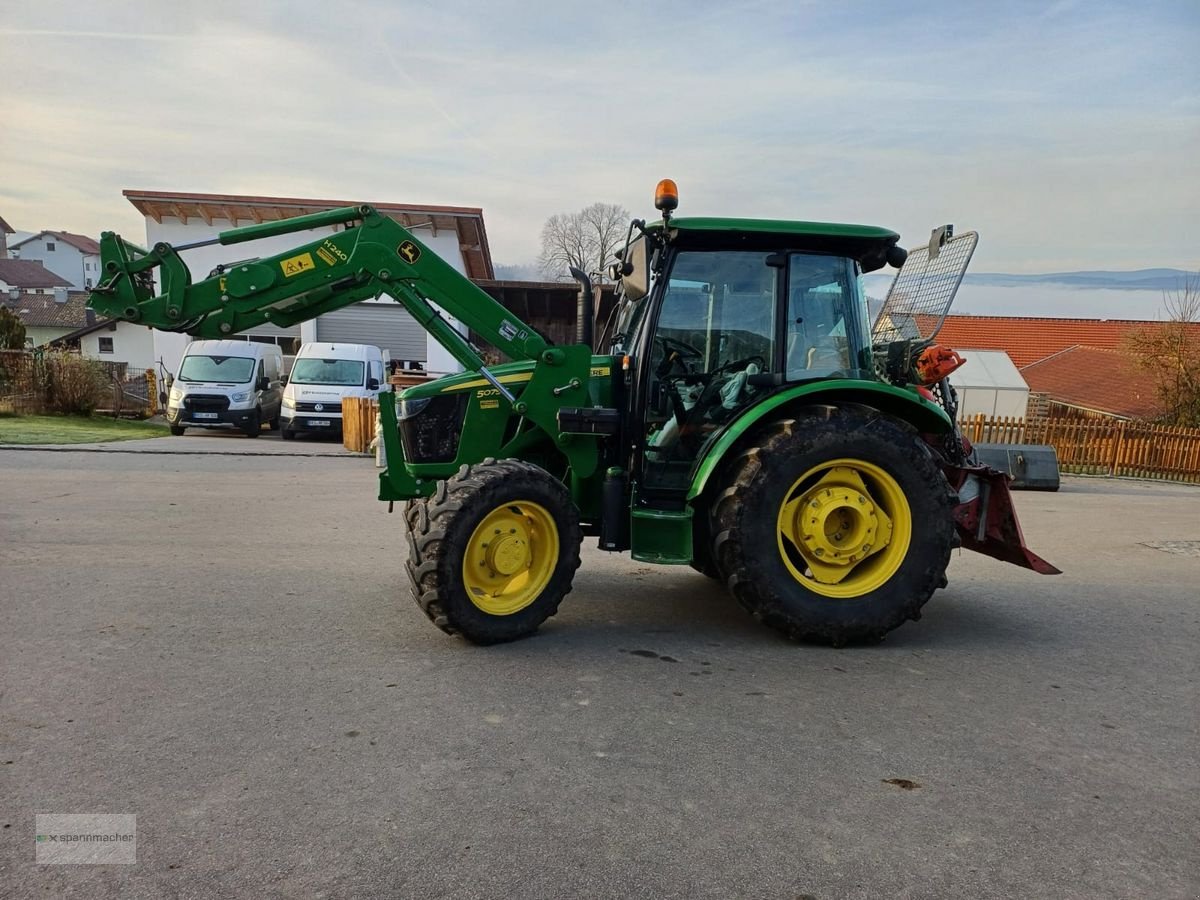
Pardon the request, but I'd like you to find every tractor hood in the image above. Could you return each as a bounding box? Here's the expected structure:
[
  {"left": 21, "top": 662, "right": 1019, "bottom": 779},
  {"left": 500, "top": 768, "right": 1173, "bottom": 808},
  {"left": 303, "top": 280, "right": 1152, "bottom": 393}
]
[
  {"left": 398, "top": 360, "right": 538, "bottom": 401},
  {"left": 398, "top": 355, "right": 616, "bottom": 402}
]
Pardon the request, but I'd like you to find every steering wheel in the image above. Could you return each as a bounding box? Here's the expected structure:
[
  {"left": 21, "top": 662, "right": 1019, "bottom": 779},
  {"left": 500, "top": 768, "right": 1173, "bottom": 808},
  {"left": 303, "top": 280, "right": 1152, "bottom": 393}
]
[{"left": 656, "top": 335, "right": 704, "bottom": 359}]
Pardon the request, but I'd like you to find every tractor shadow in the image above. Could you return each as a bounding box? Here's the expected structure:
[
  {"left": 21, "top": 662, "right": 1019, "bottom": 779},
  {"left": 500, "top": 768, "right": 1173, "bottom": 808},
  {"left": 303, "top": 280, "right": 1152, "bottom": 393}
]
[{"left": 538, "top": 562, "right": 1055, "bottom": 656}]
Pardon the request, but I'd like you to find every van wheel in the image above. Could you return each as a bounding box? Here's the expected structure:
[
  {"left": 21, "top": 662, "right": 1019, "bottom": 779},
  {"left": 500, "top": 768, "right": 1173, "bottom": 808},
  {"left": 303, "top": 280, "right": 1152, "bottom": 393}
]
[
  {"left": 281, "top": 427, "right": 296, "bottom": 441},
  {"left": 243, "top": 410, "right": 261, "bottom": 438},
  {"left": 169, "top": 425, "right": 186, "bottom": 436},
  {"left": 268, "top": 413, "right": 280, "bottom": 431}
]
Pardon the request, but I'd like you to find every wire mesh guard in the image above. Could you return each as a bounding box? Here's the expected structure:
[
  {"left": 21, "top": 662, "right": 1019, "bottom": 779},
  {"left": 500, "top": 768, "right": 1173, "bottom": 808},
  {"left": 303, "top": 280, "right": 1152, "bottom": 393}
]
[{"left": 871, "top": 230, "right": 978, "bottom": 344}]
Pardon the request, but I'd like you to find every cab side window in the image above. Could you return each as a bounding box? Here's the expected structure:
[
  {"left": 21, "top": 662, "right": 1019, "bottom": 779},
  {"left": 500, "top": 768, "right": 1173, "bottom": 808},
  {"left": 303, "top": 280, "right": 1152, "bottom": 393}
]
[{"left": 785, "top": 255, "right": 859, "bottom": 380}]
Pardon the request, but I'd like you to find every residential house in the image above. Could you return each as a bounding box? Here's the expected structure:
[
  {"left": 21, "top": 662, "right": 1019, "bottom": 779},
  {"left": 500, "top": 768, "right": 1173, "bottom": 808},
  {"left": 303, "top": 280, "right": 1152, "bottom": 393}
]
[
  {"left": 0, "top": 215, "right": 14, "bottom": 258},
  {"left": 0, "top": 289, "right": 92, "bottom": 347},
  {"left": 53, "top": 317, "right": 156, "bottom": 371},
  {"left": 0, "top": 258, "right": 72, "bottom": 295},
  {"left": 9, "top": 230, "right": 102, "bottom": 290}
]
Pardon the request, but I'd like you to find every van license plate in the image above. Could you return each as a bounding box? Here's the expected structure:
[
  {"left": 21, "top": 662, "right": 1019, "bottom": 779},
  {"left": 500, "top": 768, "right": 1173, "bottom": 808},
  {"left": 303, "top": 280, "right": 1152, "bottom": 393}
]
[
  {"left": 193, "top": 412, "right": 219, "bottom": 420},
  {"left": 309, "top": 419, "right": 331, "bottom": 427}
]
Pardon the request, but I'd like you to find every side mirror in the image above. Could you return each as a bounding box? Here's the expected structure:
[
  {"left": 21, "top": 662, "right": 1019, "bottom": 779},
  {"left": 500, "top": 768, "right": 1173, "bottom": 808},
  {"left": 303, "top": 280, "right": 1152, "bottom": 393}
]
[
  {"left": 280, "top": 375, "right": 288, "bottom": 386},
  {"left": 366, "top": 377, "right": 380, "bottom": 391},
  {"left": 620, "top": 235, "right": 650, "bottom": 301},
  {"left": 257, "top": 376, "right": 270, "bottom": 391}
]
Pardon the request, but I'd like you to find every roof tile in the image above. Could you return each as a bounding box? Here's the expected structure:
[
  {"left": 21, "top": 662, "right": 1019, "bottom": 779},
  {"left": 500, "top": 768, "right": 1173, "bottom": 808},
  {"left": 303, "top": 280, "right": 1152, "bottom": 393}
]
[
  {"left": 0, "top": 290, "right": 92, "bottom": 329},
  {"left": 933, "top": 314, "right": 1200, "bottom": 368},
  {"left": 1022, "top": 346, "right": 1162, "bottom": 419},
  {"left": 0, "top": 258, "right": 73, "bottom": 289}
]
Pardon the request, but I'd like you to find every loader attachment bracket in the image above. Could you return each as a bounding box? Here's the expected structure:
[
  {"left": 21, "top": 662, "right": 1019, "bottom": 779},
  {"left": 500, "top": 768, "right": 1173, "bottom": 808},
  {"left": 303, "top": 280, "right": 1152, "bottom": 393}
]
[{"left": 943, "top": 464, "right": 1061, "bottom": 575}]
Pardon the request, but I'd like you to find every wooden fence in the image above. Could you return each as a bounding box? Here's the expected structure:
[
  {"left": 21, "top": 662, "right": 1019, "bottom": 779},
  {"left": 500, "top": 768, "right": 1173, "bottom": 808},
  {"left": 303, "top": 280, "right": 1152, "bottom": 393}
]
[
  {"left": 960, "top": 414, "right": 1200, "bottom": 484},
  {"left": 341, "top": 396, "right": 379, "bottom": 454}
]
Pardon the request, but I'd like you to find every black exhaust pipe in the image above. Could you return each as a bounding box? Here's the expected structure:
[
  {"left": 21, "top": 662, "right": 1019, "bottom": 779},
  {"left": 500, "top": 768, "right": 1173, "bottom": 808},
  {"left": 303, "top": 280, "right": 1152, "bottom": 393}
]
[{"left": 569, "top": 267, "right": 594, "bottom": 349}]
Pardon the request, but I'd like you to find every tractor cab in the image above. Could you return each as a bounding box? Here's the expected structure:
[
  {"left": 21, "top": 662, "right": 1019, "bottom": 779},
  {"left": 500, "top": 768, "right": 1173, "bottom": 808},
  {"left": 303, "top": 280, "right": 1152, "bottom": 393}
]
[{"left": 607, "top": 183, "right": 906, "bottom": 498}]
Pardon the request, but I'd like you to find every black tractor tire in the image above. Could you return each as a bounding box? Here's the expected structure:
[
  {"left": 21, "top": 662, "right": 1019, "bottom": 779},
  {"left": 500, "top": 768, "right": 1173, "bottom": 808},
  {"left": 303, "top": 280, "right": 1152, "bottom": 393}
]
[
  {"left": 169, "top": 425, "right": 186, "bottom": 436},
  {"left": 243, "top": 410, "right": 261, "bottom": 438},
  {"left": 710, "top": 408, "right": 956, "bottom": 646},
  {"left": 280, "top": 426, "right": 296, "bottom": 441},
  {"left": 403, "top": 459, "right": 583, "bottom": 645}
]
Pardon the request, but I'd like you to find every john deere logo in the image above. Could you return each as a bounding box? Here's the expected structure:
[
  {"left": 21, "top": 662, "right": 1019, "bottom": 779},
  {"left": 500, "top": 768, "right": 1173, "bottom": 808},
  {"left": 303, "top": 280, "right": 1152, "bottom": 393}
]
[
  {"left": 398, "top": 241, "right": 421, "bottom": 264},
  {"left": 314, "top": 403, "right": 324, "bottom": 412}
]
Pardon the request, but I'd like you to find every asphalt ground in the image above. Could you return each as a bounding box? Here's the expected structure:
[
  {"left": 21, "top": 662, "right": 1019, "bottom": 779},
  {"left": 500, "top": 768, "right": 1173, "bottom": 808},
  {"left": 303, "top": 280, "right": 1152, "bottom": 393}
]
[{"left": 1, "top": 449, "right": 1197, "bottom": 899}]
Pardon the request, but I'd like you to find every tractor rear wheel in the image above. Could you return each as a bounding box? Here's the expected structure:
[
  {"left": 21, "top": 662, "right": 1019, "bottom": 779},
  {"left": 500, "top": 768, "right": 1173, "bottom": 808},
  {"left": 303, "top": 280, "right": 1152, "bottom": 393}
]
[
  {"left": 710, "top": 409, "right": 955, "bottom": 645},
  {"left": 403, "top": 459, "right": 583, "bottom": 644}
]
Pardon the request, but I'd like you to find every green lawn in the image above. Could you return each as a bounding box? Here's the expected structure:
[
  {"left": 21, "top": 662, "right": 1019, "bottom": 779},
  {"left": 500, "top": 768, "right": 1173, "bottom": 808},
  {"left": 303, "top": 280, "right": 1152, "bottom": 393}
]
[{"left": 0, "top": 415, "right": 170, "bottom": 445}]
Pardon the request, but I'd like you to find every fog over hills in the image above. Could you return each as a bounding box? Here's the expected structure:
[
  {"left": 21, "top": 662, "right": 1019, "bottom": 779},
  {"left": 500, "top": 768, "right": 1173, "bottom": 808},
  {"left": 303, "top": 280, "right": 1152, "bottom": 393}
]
[
  {"left": 965, "top": 269, "right": 1191, "bottom": 292},
  {"left": 863, "top": 268, "right": 1195, "bottom": 320}
]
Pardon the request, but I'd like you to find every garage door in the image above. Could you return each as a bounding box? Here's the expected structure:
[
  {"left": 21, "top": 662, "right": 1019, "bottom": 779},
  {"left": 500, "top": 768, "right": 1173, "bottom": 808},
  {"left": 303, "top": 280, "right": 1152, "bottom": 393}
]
[{"left": 315, "top": 302, "right": 426, "bottom": 363}]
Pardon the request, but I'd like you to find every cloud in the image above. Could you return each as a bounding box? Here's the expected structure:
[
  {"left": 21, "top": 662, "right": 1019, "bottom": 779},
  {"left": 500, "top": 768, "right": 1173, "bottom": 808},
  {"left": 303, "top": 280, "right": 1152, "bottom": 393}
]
[{"left": 1, "top": 0, "right": 1197, "bottom": 273}]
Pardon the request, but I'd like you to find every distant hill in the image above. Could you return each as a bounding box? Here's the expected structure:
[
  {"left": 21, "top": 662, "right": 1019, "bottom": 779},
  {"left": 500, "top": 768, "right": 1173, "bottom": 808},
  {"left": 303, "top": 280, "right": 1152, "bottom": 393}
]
[{"left": 966, "top": 269, "right": 1193, "bottom": 291}]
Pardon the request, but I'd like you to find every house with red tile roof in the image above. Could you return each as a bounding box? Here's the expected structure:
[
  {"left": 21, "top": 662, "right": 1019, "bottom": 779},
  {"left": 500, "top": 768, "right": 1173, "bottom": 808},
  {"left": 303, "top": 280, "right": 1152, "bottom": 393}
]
[
  {"left": 0, "top": 289, "right": 93, "bottom": 346},
  {"left": 934, "top": 315, "right": 1200, "bottom": 368},
  {"left": 928, "top": 315, "right": 1200, "bottom": 420},
  {"left": 10, "top": 230, "right": 102, "bottom": 291},
  {"left": 1021, "top": 346, "right": 1161, "bottom": 419}
]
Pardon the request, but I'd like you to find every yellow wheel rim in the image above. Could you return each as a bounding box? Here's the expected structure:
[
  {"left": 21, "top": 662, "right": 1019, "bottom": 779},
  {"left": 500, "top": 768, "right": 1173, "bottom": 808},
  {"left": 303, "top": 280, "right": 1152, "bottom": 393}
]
[
  {"left": 775, "top": 458, "right": 912, "bottom": 599},
  {"left": 462, "top": 501, "right": 559, "bottom": 616}
]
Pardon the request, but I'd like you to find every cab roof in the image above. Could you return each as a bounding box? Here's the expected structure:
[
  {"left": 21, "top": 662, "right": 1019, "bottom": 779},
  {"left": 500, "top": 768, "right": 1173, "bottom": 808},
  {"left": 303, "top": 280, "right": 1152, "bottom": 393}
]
[{"left": 648, "top": 216, "right": 902, "bottom": 271}]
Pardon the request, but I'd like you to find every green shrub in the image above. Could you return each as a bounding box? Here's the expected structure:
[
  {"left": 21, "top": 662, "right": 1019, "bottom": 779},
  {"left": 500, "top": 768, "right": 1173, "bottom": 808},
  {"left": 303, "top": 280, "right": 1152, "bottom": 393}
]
[{"left": 38, "top": 352, "right": 109, "bottom": 416}]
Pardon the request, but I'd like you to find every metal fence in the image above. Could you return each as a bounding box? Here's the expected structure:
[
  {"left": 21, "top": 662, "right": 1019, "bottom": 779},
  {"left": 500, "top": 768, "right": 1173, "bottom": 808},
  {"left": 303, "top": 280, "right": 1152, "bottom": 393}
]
[{"left": 0, "top": 349, "right": 157, "bottom": 417}]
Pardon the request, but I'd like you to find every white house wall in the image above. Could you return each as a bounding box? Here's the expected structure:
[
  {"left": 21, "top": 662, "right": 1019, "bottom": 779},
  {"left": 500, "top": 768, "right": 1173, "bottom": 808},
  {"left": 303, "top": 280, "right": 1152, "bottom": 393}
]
[
  {"left": 81, "top": 322, "right": 156, "bottom": 371},
  {"left": 143, "top": 215, "right": 469, "bottom": 375}
]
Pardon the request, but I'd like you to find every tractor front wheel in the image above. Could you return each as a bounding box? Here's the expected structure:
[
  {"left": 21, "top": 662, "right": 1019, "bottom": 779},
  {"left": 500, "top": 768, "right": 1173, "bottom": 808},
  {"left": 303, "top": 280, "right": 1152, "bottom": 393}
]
[
  {"left": 711, "top": 409, "right": 955, "bottom": 645},
  {"left": 403, "top": 459, "right": 583, "bottom": 644}
]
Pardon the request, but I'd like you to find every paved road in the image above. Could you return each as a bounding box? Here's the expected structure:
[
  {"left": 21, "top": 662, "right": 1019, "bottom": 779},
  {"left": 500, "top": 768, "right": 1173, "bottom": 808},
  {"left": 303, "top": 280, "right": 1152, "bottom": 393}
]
[{"left": 1, "top": 450, "right": 1197, "bottom": 899}]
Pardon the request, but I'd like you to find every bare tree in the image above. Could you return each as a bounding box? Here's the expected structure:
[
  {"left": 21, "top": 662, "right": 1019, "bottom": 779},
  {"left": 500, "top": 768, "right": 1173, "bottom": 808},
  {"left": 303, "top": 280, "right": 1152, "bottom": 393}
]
[
  {"left": 1125, "top": 272, "right": 1200, "bottom": 426},
  {"left": 538, "top": 202, "right": 630, "bottom": 282}
]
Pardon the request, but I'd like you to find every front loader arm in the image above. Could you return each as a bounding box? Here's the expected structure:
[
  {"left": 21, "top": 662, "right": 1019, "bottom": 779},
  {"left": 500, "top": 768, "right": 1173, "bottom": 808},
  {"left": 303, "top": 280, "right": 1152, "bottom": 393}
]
[
  {"left": 88, "top": 205, "right": 548, "bottom": 368},
  {"left": 88, "top": 205, "right": 600, "bottom": 499}
]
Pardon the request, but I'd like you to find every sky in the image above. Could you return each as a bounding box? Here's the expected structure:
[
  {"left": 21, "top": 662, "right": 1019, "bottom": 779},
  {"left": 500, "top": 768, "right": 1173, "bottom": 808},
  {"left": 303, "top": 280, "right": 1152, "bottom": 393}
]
[{"left": 2, "top": 0, "right": 1198, "bottom": 277}]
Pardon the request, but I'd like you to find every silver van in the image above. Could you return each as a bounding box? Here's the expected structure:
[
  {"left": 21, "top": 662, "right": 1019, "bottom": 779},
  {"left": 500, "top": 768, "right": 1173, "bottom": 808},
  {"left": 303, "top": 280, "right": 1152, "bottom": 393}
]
[{"left": 166, "top": 340, "right": 285, "bottom": 437}]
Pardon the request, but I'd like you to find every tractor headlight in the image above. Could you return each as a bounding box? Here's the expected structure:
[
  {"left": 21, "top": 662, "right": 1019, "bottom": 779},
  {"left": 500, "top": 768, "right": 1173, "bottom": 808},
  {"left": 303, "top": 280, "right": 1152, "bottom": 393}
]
[{"left": 399, "top": 396, "right": 431, "bottom": 420}]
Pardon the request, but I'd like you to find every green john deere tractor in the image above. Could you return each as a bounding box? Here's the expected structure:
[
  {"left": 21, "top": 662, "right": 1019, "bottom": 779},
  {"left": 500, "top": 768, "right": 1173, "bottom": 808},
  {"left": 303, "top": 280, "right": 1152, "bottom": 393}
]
[{"left": 88, "top": 179, "right": 1057, "bottom": 645}]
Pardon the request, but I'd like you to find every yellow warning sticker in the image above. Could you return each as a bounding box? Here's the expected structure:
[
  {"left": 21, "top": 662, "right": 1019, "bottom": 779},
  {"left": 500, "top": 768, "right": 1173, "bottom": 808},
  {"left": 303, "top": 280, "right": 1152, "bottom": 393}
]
[
  {"left": 316, "top": 247, "right": 338, "bottom": 267},
  {"left": 479, "top": 399, "right": 500, "bottom": 410},
  {"left": 280, "top": 252, "right": 316, "bottom": 278}
]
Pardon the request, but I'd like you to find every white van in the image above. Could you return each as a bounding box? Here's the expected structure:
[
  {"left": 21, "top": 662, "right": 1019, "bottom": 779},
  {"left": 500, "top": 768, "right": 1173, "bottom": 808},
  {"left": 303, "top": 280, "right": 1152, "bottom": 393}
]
[
  {"left": 166, "top": 340, "right": 285, "bottom": 437},
  {"left": 280, "top": 342, "right": 388, "bottom": 439}
]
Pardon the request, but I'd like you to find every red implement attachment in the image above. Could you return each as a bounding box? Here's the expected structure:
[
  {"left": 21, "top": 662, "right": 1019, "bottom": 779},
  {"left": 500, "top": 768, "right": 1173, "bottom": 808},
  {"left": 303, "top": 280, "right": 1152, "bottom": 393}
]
[{"left": 943, "top": 464, "right": 1061, "bottom": 575}]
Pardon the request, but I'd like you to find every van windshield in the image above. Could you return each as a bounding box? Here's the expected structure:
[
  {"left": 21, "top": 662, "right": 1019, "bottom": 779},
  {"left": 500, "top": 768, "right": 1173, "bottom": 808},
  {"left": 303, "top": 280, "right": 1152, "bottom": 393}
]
[
  {"left": 290, "top": 358, "right": 365, "bottom": 386},
  {"left": 178, "top": 355, "right": 255, "bottom": 383}
]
